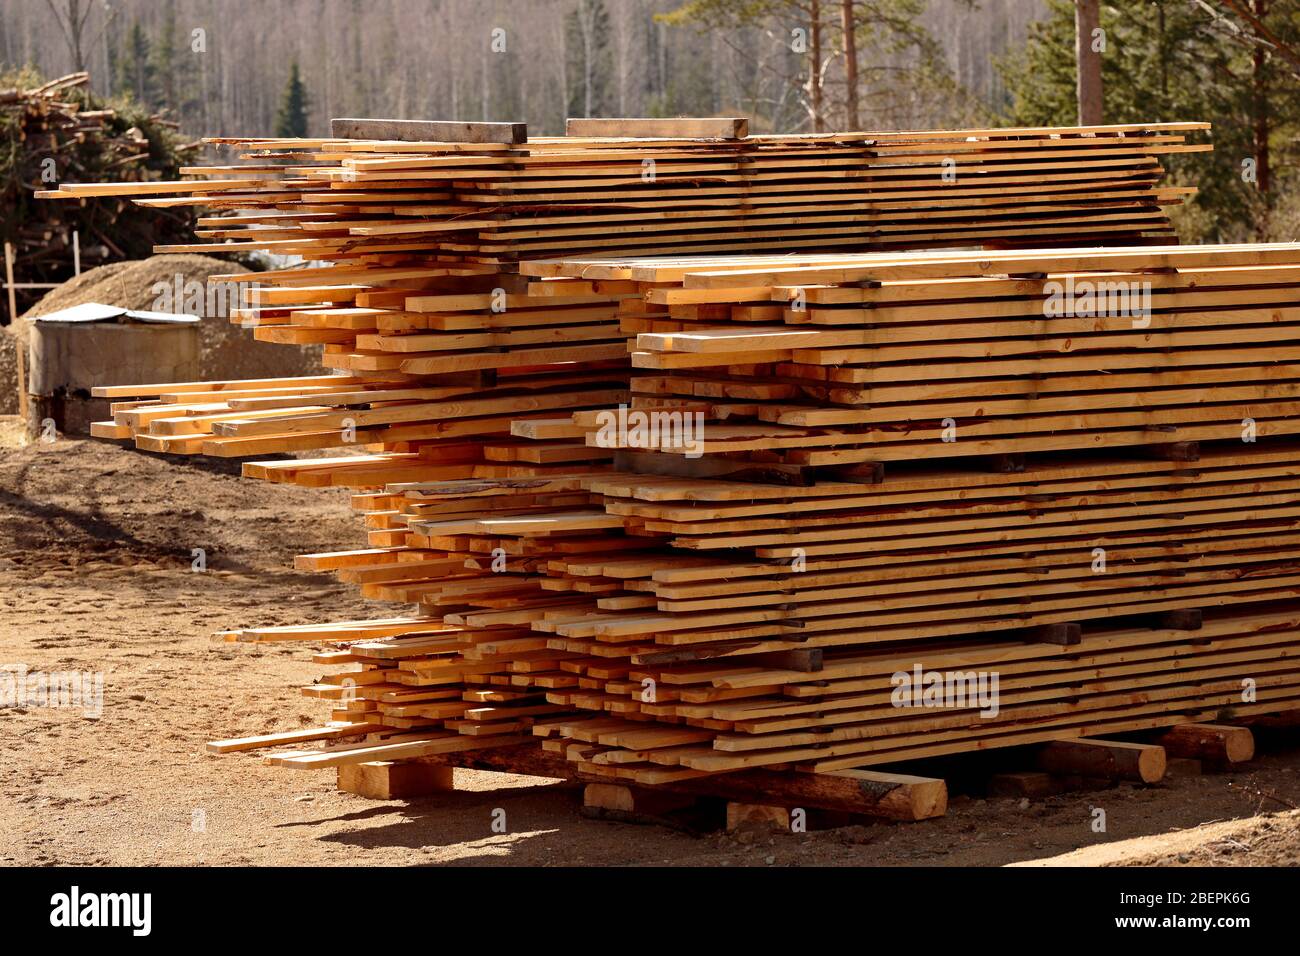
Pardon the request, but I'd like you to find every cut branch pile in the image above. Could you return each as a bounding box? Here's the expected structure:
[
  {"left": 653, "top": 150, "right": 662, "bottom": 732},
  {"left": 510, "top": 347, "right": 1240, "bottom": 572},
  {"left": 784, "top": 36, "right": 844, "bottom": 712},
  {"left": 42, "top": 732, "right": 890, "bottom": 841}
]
[{"left": 2, "top": 71, "right": 199, "bottom": 316}]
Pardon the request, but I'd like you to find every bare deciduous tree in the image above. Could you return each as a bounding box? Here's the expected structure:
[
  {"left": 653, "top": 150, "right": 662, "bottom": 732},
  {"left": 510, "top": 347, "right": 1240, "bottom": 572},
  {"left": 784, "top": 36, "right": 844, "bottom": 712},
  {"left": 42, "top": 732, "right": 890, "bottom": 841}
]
[{"left": 43, "top": 0, "right": 108, "bottom": 73}]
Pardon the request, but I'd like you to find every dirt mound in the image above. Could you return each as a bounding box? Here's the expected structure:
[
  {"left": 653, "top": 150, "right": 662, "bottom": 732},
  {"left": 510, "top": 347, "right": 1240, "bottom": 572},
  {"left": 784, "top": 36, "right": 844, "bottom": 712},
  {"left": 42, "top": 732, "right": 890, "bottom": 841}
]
[
  {"left": 22, "top": 254, "right": 247, "bottom": 320},
  {"left": 0, "top": 329, "right": 19, "bottom": 415},
  {"left": 1, "top": 255, "right": 323, "bottom": 417},
  {"left": 1015, "top": 809, "right": 1300, "bottom": 867}
]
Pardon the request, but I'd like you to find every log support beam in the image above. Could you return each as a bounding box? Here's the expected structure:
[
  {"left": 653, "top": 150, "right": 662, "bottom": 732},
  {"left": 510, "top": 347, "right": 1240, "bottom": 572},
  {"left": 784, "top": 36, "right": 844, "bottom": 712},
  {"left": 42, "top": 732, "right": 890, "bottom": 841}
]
[
  {"left": 1035, "top": 738, "right": 1166, "bottom": 783},
  {"left": 1155, "top": 723, "right": 1254, "bottom": 766}
]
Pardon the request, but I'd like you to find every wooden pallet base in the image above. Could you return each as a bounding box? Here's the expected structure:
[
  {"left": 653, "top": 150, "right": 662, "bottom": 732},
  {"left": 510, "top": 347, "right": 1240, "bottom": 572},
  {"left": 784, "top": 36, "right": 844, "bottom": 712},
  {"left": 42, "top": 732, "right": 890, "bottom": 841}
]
[
  {"left": 332, "top": 743, "right": 949, "bottom": 824},
  {"left": 337, "top": 760, "right": 454, "bottom": 799},
  {"left": 332, "top": 722, "right": 1270, "bottom": 829},
  {"left": 988, "top": 724, "right": 1259, "bottom": 798},
  {"left": 323, "top": 722, "right": 1282, "bottom": 845},
  {"left": 325, "top": 723, "right": 1268, "bottom": 811}
]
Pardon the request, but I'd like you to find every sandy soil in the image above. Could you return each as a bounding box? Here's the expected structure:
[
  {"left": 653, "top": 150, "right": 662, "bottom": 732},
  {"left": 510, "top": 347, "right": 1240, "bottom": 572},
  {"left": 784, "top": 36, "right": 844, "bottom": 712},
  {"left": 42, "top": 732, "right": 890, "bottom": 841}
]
[{"left": 3, "top": 436, "right": 1300, "bottom": 867}]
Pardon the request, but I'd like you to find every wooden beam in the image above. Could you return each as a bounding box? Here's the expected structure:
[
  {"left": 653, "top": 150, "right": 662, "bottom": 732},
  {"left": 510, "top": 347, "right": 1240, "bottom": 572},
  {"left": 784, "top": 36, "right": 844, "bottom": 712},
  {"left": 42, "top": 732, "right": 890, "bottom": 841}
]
[
  {"left": 1036, "top": 737, "right": 1166, "bottom": 783},
  {"left": 1155, "top": 723, "right": 1254, "bottom": 765},
  {"left": 338, "top": 760, "right": 454, "bottom": 799},
  {"left": 665, "top": 767, "right": 947, "bottom": 820},
  {"left": 1231, "top": 708, "right": 1300, "bottom": 729},
  {"left": 419, "top": 745, "right": 945, "bottom": 819},
  {"left": 329, "top": 118, "right": 527, "bottom": 144},
  {"left": 565, "top": 117, "right": 749, "bottom": 139},
  {"left": 583, "top": 783, "right": 697, "bottom": 816}
]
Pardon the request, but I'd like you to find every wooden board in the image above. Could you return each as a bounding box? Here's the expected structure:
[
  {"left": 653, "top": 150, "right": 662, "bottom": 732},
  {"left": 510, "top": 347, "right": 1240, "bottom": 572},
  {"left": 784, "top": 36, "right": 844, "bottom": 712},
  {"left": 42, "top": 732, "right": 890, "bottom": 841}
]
[
  {"left": 330, "top": 117, "right": 527, "bottom": 144},
  {"left": 565, "top": 117, "right": 749, "bottom": 139}
]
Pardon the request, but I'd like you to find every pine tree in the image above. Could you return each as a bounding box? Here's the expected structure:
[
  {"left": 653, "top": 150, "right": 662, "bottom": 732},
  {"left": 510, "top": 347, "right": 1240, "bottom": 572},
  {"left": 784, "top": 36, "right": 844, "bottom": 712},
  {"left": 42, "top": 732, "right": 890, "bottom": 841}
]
[
  {"left": 105, "top": 19, "right": 121, "bottom": 97},
  {"left": 274, "top": 62, "right": 310, "bottom": 137},
  {"left": 996, "top": 0, "right": 1300, "bottom": 241},
  {"left": 151, "top": 3, "right": 178, "bottom": 113},
  {"left": 119, "top": 20, "right": 159, "bottom": 109}
]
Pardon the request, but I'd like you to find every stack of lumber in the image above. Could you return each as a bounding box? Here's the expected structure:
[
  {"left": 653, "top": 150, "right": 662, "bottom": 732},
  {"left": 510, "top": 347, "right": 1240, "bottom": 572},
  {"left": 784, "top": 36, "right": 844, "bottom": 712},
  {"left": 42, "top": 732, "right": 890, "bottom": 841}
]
[
  {"left": 206, "top": 476, "right": 630, "bottom": 767},
  {"left": 270, "top": 454, "right": 1300, "bottom": 785},
  {"left": 430, "top": 243, "right": 1300, "bottom": 779},
  {"left": 88, "top": 363, "right": 630, "bottom": 467},
  {"left": 546, "top": 604, "right": 1300, "bottom": 780},
  {"left": 58, "top": 121, "right": 1209, "bottom": 472},
  {"left": 57, "top": 117, "right": 1300, "bottom": 796},
  {"left": 39, "top": 119, "right": 1206, "bottom": 265},
  {"left": 210, "top": 447, "right": 1300, "bottom": 784},
  {"left": 522, "top": 244, "right": 1300, "bottom": 468},
  {"left": 454, "top": 123, "right": 1204, "bottom": 255}
]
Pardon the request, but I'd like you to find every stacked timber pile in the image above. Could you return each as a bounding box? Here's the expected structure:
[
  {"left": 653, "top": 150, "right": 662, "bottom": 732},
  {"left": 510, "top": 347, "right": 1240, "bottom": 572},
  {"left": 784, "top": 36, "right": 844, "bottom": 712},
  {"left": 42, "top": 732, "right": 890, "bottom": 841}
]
[
  {"left": 539, "top": 244, "right": 1300, "bottom": 463},
  {"left": 43, "top": 121, "right": 1208, "bottom": 464},
  {"left": 486, "top": 246, "right": 1300, "bottom": 780},
  {"left": 53, "top": 117, "right": 1300, "bottom": 800},
  {"left": 111, "top": 243, "right": 1300, "bottom": 788},
  {"left": 39, "top": 119, "right": 1206, "bottom": 263}
]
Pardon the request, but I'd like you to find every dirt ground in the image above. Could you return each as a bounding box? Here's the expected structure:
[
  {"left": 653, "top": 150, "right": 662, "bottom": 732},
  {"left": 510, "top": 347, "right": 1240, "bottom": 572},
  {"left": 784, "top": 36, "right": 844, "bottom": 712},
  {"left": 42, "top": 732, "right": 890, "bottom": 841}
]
[{"left": 3, "top": 434, "right": 1300, "bottom": 867}]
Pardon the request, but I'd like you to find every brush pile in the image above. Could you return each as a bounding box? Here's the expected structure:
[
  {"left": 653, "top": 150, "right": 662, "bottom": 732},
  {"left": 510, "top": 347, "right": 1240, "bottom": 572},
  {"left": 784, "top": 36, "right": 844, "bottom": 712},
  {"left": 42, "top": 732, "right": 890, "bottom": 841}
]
[{"left": 2, "top": 70, "right": 199, "bottom": 317}]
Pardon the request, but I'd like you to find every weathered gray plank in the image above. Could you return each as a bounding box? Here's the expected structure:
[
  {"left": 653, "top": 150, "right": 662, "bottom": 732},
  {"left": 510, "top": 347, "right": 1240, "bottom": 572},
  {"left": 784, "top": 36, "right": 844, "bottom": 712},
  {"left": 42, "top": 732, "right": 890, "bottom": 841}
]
[{"left": 330, "top": 117, "right": 527, "bottom": 144}]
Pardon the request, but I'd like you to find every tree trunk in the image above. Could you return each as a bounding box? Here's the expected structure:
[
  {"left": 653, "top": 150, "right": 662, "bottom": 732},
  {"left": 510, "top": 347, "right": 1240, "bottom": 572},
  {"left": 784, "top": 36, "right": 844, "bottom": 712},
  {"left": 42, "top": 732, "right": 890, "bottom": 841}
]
[
  {"left": 841, "top": 0, "right": 858, "bottom": 130},
  {"left": 66, "top": 0, "right": 87, "bottom": 73},
  {"left": 810, "top": 0, "right": 824, "bottom": 132},
  {"left": 582, "top": 6, "right": 594, "bottom": 118},
  {"left": 1074, "top": 0, "right": 1103, "bottom": 125},
  {"left": 1252, "top": 0, "right": 1271, "bottom": 235},
  {"left": 1157, "top": 0, "right": 1167, "bottom": 98}
]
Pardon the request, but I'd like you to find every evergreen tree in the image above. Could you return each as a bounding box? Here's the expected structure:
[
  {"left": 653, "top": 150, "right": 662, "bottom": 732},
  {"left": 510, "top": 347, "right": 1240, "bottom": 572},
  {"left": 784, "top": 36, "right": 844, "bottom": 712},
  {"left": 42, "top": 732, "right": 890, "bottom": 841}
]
[
  {"left": 151, "top": 3, "right": 178, "bottom": 113},
  {"left": 105, "top": 18, "right": 121, "bottom": 97},
  {"left": 996, "top": 0, "right": 1300, "bottom": 241},
  {"left": 274, "top": 62, "right": 310, "bottom": 137},
  {"left": 119, "top": 20, "right": 159, "bottom": 109}
]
